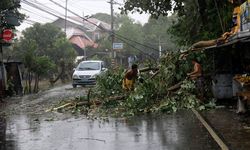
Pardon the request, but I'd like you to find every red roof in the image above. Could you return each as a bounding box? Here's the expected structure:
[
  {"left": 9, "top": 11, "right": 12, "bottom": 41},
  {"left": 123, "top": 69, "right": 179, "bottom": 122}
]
[{"left": 69, "top": 35, "right": 98, "bottom": 49}]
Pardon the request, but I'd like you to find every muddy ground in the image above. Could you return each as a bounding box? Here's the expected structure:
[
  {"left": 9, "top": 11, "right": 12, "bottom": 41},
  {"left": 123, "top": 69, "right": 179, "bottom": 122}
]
[{"left": 0, "top": 84, "right": 87, "bottom": 117}]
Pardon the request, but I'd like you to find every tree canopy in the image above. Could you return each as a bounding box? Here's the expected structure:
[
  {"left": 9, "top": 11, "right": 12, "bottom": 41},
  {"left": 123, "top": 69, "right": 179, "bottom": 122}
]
[
  {"left": 122, "top": 0, "right": 234, "bottom": 45},
  {"left": 0, "top": 0, "right": 24, "bottom": 28},
  {"left": 13, "top": 23, "right": 76, "bottom": 92}
]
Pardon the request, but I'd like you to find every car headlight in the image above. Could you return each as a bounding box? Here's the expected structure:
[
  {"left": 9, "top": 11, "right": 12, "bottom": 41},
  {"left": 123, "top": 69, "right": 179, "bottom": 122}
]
[{"left": 73, "top": 74, "right": 79, "bottom": 79}]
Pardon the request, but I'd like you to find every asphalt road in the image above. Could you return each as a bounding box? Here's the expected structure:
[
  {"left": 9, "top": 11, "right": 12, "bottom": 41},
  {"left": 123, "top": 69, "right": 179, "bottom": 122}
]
[{"left": 0, "top": 84, "right": 222, "bottom": 150}]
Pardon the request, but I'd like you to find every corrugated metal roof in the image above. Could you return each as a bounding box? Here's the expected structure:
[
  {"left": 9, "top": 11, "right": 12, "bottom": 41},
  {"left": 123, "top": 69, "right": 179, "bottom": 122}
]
[{"left": 204, "top": 33, "right": 250, "bottom": 50}]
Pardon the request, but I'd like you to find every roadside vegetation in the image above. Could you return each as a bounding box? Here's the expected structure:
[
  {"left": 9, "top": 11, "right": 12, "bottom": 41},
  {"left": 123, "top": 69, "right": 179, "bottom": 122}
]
[
  {"left": 1, "top": 0, "right": 234, "bottom": 116},
  {"left": 49, "top": 51, "right": 216, "bottom": 117}
]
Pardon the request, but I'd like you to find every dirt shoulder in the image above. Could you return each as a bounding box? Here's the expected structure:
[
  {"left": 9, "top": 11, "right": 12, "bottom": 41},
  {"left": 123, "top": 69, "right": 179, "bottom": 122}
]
[{"left": 0, "top": 84, "right": 87, "bottom": 116}]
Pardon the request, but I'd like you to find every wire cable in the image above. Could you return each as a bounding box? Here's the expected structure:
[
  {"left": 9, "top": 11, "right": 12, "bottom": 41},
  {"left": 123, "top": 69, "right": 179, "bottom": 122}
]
[
  {"left": 115, "top": 36, "right": 158, "bottom": 61},
  {"left": 21, "top": 7, "right": 54, "bottom": 21},
  {"left": 49, "top": 0, "right": 160, "bottom": 53},
  {"left": 22, "top": 0, "right": 159, "bottom": 59},
  {"left": 22, "top": 0, "right": 62, "bottom": 18}
]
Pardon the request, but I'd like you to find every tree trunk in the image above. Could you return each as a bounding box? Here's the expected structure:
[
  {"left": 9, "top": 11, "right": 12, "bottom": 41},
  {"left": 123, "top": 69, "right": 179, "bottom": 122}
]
[
  {"left": 197, "top": 0, "right": 207, "bottom": 25},
  {"left": 28, "top": 72, "right": 33, "bottom": 94},
  {"left": 50, "top": 61, "right": 66, "bottom": 86},
  {"left": 59, "top": 61, "right": 66, "bottom": 83},
  {"left": 50, "top": 71, "right": 63, "bottom": 86},
  {"left": 33, "top": 74, "right": 39, "bottom": 93}
]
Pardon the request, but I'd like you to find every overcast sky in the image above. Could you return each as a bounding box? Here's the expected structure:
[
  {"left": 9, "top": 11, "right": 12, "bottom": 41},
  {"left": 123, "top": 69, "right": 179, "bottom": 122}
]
[{"left": 17, "top": 0, "right": 149, "bottom": 31}]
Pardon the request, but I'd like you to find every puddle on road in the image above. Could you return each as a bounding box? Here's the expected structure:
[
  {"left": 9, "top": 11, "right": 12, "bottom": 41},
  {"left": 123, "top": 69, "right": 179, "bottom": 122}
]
[{"left": 0, "top": 111, "right": 220, "bottom": 150}]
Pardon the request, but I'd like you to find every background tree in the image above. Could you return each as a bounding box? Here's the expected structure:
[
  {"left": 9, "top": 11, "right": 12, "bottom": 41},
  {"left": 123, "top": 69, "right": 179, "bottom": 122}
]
[
  {"left": 122, "top": 0, "right": 233, "bottom": 46},
  {"left": 49, "top": 37, "right": 76, "bottom": 84},
  {"left": 142, "top": 15, "right": 179, "bottom": 55},
  {"left": 87, "top": 14, "right": 145, "bottom": 62},
  {"left": 13, "top": 39, "right": 37, "bottom": 93},
  {"left": 12, "top": 23, "right": 76, "bottom": 93},
  {"left": 115, "top": 15, "right": 144, "bottom": 56},
  {"left": 0, "top": 0, "right": 24, "bottom": 29},
  {"left": 89, "top": 13, "right": 179, "bottom": 62}
]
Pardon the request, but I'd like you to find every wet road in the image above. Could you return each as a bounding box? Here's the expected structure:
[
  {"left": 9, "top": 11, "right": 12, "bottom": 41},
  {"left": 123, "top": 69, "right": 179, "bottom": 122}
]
[
  {"left": 0, "top": 111, "right": 220, "bottom": 150},
  {"left": 1, "top": 84, "right": 87, "bottom": 116},
  {"left": 202, "top": 108, "right": 250, "bottom": 150},
  {"left": 0, "top": 84, "right": 222, "bottom": 150}
]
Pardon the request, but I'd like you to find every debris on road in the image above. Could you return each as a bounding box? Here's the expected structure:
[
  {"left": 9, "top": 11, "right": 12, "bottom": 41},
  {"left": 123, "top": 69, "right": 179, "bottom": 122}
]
[{"left": 48, "top": 52, "right": 213, "bottom": 117}]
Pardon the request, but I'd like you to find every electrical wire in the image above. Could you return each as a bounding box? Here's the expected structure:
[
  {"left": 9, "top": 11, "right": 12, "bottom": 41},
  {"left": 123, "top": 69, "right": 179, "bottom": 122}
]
[
  {"left": 22, "top": 0, "right": 159, "bottom": 59},
  {"left": 48, "top": 0, "right": 160, "bottom": 53},
  {"left": 115, "top": 36, "right": 158, "bottom": 61},
  {"left": 115, "top": 34, "right": 159, "bottom": 52},
  {"left": 21, "top": 7, "right": 54, "bottom": 21},
  {"left": 22, "top": 0, "right": 62, "bottom": 18},
  {"left": 23, "top": 0, "right": 65, "bottom": 17},
  {"left": 22, "top": 0, "right": 84, "bottom": 26}
]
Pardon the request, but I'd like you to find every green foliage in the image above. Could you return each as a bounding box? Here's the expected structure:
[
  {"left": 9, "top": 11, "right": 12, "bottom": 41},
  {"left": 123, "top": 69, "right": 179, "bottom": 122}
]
[
  {"left": 22, "top": 23, "right": 65, "bottom": 52},
  {"left": 169, "top": 0, "right": 233, "bottom": 45},
  {"left": 13, "top": 23, "right": 75, "bottom": 78},
  {"left": 90, "top": 52, "right": 206, "bottom": 117},
  {"left": 0, "top": 0, "right": 24, "bottom": 28},
  {"left": 50, "top": 37, "right": 76, "bottom": 65},
  {"left": 0, "top": 0, "right": 20, "bottom": 10},
  {"left": 88, "top": 13, "right": 179, "bottom": 60},
  {"left": 152, "top": 80, "right": 199, "bottom": 113},
  {"left": 122, "top": 0, "right": 234, "bottom": 46},
  {"left": 32, "top": 56, "right": 55, "bottom": 77},
  {"left": 124, "top": 79, "right": 159, "bottom": 113},
  {"left": 116, "top": 16, "right": 144, "bottom": 55},
  {"left": 11, "top": 23, "right": 76, "bottom": 92},
  {"left": 143, "top": 15, "right": 179, "bottom": 52},
  {"left": 121, "top": 0, "right": 173, "bottom": 18},
  {"left": 92, "top": 68, "right": 125, "bottom": 99}
]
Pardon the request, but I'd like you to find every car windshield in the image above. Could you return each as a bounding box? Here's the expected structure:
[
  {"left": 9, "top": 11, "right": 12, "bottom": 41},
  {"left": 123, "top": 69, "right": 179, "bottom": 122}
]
[{"left": 77, "top": 62, "right": 100, "bottom": 71}]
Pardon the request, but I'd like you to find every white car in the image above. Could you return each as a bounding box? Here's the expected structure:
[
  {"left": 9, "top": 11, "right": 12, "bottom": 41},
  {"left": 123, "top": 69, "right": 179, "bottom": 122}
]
[{"left": 72, "top": 60, "right": 106, "bottom": 88}]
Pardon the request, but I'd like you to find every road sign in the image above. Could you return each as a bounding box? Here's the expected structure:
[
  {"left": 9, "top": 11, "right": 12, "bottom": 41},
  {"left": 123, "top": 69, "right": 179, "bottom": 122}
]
[
  {"left": 2, "top": 29, "right": 13, "bottom": 42},
  {"left": 113, "top": 43, "right": 123, "bottom": 50}
]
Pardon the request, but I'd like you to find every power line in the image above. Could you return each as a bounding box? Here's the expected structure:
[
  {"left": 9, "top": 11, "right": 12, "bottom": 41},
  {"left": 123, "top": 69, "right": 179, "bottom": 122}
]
[
  {"left": 48, "top": 0, "right": 160, "bottom": 53},
  {"left": 115, "top": 36, "right": 157, "bottom": 60},
  {"left": 115, "top": 34, "right": 159, "bottom": 52},
  {"left": 22, "top": 0, "right": 62, "bottom": 19},
  {"left": 49, "top": 0, "right": 99, "bottom": 27},
  {"left": 22, "top": 0, "right": 159, "bottom": 58},
  {"left": 23, "top": 20, "right": 35, "bottom": 25},
  {"left": 21, "top": 7, "right": 54, "bottom": 21},
  {"left": 22, "top": 0, "right": 84, "bottom": 26},
  {"left": 23, "top": 0, "right": 65, "bottom": 17}
]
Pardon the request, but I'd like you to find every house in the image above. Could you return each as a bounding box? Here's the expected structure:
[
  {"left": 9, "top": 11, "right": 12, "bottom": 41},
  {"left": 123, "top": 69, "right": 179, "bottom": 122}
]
[{"left": 52, "top": 17, "right": 111, "bottom": 62}]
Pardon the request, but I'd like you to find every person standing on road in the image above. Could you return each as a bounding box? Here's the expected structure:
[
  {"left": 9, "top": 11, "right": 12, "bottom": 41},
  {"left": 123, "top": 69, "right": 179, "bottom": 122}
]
[
  {"left": 187, "top": 58, "right": 204, "bottom": 101},
  {"left": 122, "top": 64, "right": 138, "bottom": 91}
]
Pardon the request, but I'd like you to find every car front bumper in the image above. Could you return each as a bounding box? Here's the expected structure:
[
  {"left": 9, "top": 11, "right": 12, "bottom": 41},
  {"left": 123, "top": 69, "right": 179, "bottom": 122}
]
[{"left": 72, "top": 78, "right": 96, "bottom": 85}]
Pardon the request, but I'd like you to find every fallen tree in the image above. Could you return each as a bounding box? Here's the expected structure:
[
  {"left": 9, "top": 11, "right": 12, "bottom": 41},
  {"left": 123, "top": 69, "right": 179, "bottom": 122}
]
[{"left": 48, "top": 51, "right": 212, "bottom": 116}]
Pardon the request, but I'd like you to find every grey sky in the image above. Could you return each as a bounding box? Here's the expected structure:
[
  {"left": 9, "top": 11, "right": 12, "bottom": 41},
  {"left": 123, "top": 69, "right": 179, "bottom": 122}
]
[{"left": 18, "top": 0, "right": 149, "bottom": 31}]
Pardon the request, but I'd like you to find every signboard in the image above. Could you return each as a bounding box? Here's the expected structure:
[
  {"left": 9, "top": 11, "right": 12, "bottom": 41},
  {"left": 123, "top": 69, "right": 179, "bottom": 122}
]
[
  {"left": 5, "top": 12, "right": 20, "bottom": 26},
  {"left": 240, "top": 0, "right": 250, "bottom": 31},
  {"left": 2, "top": 29, "right": 13, "bottom": 42},
  {"left": 113, "top": 43, "right": 123, "bottom": 50}
]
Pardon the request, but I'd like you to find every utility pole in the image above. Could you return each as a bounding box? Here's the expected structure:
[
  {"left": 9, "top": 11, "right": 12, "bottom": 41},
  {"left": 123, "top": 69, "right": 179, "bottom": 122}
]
[
  {"left": 64, "top": 0, "right": 68, "bottom": 33},
  {"left": 110, "top": 0, "right": 115, "bottom": 60},
  {"left": 159, "top": 36, "right": 162, "bottom": 58}
]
